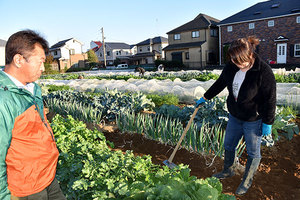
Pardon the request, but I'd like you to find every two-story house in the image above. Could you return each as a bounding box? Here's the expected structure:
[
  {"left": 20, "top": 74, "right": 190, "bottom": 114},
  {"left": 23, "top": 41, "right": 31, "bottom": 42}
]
[
  {"left": 163, "top": 13, "right": 220, "bottom": 68},
  {"left": 218, "top": 0, "right": 300, "bottom": 64},
  {"left": 96, "top": 42, "right": 131, "bottom": 66},
  {"left": 0, "top": 39, "right": 6, "bottom": 66},
  {"left": 49, "top": 38, "right": 86, "bottom": 70},
  {"left": 131, "top": 36, "right": 168, "bottom": 65}
]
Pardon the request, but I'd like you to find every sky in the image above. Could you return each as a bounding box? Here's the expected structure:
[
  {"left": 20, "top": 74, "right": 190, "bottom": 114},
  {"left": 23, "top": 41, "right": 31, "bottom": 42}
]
[{"left": 0, "top": 0, "right": 268, "bottom": 51}]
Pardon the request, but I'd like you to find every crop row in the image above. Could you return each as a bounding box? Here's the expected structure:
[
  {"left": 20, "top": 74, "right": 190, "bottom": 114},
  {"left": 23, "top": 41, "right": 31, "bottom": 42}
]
[
  {"left": 41, "top": 71, "right": 300, "bottom": 83},
  {"left": 52, "top": 114, "right": 235, "bottom": 199}
]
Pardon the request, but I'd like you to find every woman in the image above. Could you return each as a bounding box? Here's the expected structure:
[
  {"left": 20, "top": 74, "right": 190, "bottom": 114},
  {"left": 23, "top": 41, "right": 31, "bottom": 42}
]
[{"left": 196, "top": 36, "right": 276, "bottom": 195}]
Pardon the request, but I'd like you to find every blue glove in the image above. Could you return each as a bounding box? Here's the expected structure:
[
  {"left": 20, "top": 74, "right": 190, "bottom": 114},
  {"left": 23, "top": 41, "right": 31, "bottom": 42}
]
[
  {"left": 195, "top": 97, "right": 206, "bottom": 107},
  {"left": 262, "top": 123, "right": 272, "bottom": 136}
]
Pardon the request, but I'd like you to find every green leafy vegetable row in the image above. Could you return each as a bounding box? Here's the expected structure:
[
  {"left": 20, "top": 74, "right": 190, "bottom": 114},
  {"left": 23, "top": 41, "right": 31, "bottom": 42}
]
[{"left": 52, "top": 114, "right": 235, "bottom": 200}]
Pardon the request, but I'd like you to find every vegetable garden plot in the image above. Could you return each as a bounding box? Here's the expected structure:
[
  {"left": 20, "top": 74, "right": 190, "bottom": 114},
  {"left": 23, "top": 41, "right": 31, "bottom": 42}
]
[{"left": 52, "top": 114, "right": 235, "bottom": 200}]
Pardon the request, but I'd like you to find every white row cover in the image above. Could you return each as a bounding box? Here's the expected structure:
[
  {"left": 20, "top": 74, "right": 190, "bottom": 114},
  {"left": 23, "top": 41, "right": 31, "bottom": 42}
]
[{"left": 38, "top": 76, "right": 300, "bottom": 107}]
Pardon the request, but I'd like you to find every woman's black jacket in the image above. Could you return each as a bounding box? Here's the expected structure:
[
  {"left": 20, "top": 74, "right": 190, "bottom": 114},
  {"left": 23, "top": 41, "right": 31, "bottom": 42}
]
[{"left": 204, "top": 55, "right": 276, "bottom": 125}]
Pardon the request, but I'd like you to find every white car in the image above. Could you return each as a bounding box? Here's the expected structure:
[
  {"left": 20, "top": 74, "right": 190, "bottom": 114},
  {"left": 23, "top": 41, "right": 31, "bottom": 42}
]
[{"left": 116, "top": 64, "right": 128, "bottom": 69}]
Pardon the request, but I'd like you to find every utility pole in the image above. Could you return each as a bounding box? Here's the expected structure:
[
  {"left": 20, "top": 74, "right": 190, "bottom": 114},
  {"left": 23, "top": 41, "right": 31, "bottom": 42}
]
[{"left": 101, "top": 27, "right": 106, "bottom": 67}]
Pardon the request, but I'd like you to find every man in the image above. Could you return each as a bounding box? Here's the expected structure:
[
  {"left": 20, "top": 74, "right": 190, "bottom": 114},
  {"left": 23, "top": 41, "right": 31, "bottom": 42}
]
[
  {"left": 0, "top": 30, "right": 66, "bottom": 200},
  {"left": 135, "top": 66, "right": 145, "bottom": 76}
]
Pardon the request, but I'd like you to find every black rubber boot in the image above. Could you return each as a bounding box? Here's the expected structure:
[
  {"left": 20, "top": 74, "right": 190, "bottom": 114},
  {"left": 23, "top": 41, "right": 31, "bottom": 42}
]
[
  {"left": 235, "top": 157, "right": 261, "bottom": 195},
  {"left": 212, "top": 150, "right": 235, "bottom": 179}
]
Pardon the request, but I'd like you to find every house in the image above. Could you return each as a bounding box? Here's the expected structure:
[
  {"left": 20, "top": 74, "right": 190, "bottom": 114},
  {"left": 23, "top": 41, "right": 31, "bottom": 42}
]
[
  {"left": 49, "top": 38, "right": 86, "bottom": 70},
  {"left": 218, "top": 0, "right": 300, "bottom": 64},
  {"left": 163, "top": 13, "right": 220, "bottom": 69},
  {"left": 131, "top": 36, "right": 168, "bottom": 65},
  {"left": 90, "top": 41, "right": 102, "bottom": 52},
  {"left": 95, "top": 42, "right": 131, "bottom": 66},
  {"left": 0, "top": 39, "right": 6, "bottom": 66}
]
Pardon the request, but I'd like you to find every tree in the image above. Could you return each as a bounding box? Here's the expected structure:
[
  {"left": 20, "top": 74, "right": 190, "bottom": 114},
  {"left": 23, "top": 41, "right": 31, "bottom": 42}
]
[
  {"left": 87, "top": 50, "right": 98, "bottom": 63},
  {"left": 45, "top": 54, "right": 54, "bottom": 64},
  {"left": 87, "top": 50, "right": 99, "bottom": 69}
]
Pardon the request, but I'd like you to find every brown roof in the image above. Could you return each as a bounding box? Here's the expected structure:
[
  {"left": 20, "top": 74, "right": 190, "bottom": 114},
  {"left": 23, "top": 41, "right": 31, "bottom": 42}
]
[{"left": 167, "top": 13, "right": 220, "bottom": 34}]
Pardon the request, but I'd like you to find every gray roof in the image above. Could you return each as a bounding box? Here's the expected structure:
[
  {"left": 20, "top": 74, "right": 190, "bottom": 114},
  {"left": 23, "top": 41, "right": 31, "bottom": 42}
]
[
  {"left": 0, "top": 39, "right": 6, "bottom": 47},
  {"left": 136, "top": 36, "right": 168, "bottom": 46},
  {"left": 50, "top": 38, "right": 73, "bottom": 49},
  {"left": 219, "top": 0, "right": 300, "bottom": 25},
  {"left": 163, "top": 41, "right": 206, "bottom": 51},
  {"left": 106, "top": 42, "right": 130, "bottom": 49},
  {"left": 167, "top": 14, "right": 220, "bottom": 34}
]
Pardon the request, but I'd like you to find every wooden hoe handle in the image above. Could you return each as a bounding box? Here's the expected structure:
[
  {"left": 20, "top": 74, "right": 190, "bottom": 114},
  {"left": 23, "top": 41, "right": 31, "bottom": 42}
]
[{"left": 167, "top": 105, "right": 200, "bottom": 163}]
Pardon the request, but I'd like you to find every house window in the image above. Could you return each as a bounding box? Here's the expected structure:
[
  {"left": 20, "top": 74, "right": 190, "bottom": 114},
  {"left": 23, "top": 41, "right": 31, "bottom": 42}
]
[
  {"left": 100, "top": 53, "right": 102, "bottom": 57},
  {"left": 249, "top": 23, "right": 255, "bottom": 29},
  {"left": 185, "top": 52, "right": 189, "bottom": 60},
  {"left": 139, "top": 47, "right": 142, "bottom": 52},
  {"left": 268, "top": 20, "right": 274, "bottom": 27},
  {"left": 227, "top": 26, "right": 232, "bottom": 32},
  {"left": 54, "top": 51, "right": 58, "bottom": 56},
  {"left": 295, "top": 44, "right": 300, "bottom": 57},
  {"left": 210, "top": 29, "right": 217, "bottom": 37},
  {"left": 107, "top": 51, "right": 110, "bottom": 56},
  {"left": 119, "top": 50, "right": 121, "bottom": 55},
  {"left": 192, "top": 31, "right": 199, "bottom": 38},
  {"left": 70, "top": 49, "right": 75, "bottom": 55},
  {"left": 147, "top": 46, "right": 150, "bottom": 51},
  {"left": 174, "top": 34, "right": 181, "bottom": 40},
  {"left": 297, "top": 16, "right": 300, "bottom": 23}
]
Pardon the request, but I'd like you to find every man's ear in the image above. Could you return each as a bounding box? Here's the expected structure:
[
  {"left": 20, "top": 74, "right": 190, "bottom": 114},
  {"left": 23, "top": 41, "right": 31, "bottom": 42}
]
[{"left": 13, "top": 54, "right": 23, "bottom": 68}]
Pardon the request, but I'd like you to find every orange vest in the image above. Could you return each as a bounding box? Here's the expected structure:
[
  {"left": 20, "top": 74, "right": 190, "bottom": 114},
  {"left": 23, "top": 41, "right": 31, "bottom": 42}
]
[{"left": 5, "top": 105, "right": 59, "bottom": 197}]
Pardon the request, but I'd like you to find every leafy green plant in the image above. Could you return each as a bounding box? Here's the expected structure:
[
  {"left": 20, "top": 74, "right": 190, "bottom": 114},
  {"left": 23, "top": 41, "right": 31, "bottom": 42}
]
[
  {"left": 272, "top": 106, "right": 299, "bottom": 140},
  {"left": 274, "top": 73, "right": 300, "bottom": 83},
  {"left": 41, "top": 84, "right": 72, "bottom": 93},
  {"left": 52, "top": 114, "right": 235, "bottom": 200},
  {"left": 146, "top": 93, "right": 179, "bottom": 107},
  {"left": 44, "top": 89, "right": 155, "bottom": 122},
  {"left": 155, "top": 97, "right": 228, "bottom": 128}
]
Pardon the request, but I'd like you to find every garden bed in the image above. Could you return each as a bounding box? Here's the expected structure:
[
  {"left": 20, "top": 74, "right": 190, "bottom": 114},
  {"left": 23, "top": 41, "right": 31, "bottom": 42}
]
[{"left": 82, "top": 120, "right": 300, "bottom": 200}]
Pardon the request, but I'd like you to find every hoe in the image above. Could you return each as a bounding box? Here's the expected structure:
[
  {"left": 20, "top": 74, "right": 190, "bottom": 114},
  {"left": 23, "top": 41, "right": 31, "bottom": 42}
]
[{"left": 163, "top": 105, "right": 201, "bottom": 169}]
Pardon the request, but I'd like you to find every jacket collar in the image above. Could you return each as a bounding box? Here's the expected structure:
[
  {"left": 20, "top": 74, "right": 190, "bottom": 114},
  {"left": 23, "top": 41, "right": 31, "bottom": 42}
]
[{"left": 0, "top": 71, "right": 40, "bottom": 98}]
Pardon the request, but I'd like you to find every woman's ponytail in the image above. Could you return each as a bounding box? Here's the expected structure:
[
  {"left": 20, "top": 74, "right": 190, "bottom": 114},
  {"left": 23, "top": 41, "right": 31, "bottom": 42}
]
[{"left": 247, "top": 36, "right": 260, "bottom": 51}]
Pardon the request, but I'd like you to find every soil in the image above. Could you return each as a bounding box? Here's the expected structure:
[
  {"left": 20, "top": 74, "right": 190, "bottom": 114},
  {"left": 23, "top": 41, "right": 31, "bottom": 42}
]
[
  {"left": 47, "top": 112, "right": 300, "bottom": 200},
  {"left": 89, "top": 122, "right": 300, "bottom": 200}
]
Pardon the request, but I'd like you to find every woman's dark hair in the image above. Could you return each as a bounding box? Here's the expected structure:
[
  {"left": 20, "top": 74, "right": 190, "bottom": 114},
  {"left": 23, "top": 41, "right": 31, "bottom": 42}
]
[
  {"left": 5, "top": 30, "right": 49, "bottom": 64},
  {"left": 228, "top": 36, "right": 259, "bottom": 66}
]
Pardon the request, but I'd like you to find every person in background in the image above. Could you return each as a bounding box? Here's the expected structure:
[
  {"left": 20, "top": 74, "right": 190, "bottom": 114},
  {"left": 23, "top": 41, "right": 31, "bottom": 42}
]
[
  {"left": 157, "top": 64, "right": 164, "bottom": 72},
  {"left": 0, "top": 30, "right": 66, "bottom": 200},
  {"left": 135, "top": 66, "right": 145, "bottom": 76},
  {"left": 195, "top": 36, "right": 276, "bottom": 195}
]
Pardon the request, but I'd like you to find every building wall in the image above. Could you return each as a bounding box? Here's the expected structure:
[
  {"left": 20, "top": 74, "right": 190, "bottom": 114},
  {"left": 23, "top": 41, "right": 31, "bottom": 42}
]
[
  {"left": 97, "top": 45, "right": 131, "bottom": 65},
  {"left": 0, "top": 47, "right": 5, "bottom": 66},
  {"left": 58, "top": 53, "right": 87, "bottom": 70},
  {"left": 165, "top": 28, "right": 220, "bottom": 67},
  {"left": 113, "top": 49, "right": 131, "bottom": 58},
  {"left": 131, "top": 46, "right": 137, "bottom": 55},
  {"left": 137, "top": 45, "right": 151, "bottom": 53},
  {"left": 220, "top": 14, "right": 300, "bottom": 64},
  {"left": 168, "top": 29, "right": 206, "bottom": 45},
  {"left": 65, "top": 39, "right": 82, "bottom": 54}
]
